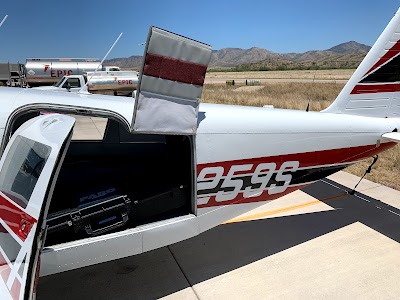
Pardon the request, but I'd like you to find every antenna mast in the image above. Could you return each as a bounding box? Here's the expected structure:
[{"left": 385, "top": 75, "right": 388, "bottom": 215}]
[
  {"left": 0, "top": 15, "right": 8, "bottom": 29},
  {"left": 79, "top": 32, "right": 123, "bottom": 94}
]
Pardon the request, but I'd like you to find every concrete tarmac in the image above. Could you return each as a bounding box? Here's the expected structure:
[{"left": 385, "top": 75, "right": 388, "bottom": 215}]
[{"left": 37, "top": 117, "right": 400, "bottom": 299}]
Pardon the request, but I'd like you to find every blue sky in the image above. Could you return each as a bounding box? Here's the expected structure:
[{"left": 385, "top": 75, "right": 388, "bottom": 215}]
[{"left": 0, "top": 1, "right": 398, "bottom": 63}]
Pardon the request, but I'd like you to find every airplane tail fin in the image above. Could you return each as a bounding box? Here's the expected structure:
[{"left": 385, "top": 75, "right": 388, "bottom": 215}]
[{"left": 323, "top": 8, "right": 400, "bottom": 118}]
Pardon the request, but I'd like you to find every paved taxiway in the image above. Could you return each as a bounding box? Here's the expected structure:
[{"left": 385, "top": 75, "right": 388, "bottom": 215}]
[{"left": 37, "top": 117, "right": 400, "bottom": 299}]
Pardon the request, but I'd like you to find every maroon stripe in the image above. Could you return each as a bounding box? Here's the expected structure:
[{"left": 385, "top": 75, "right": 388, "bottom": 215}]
[
  {"left": 196, "top": 143, "right": 396, "bottom": 208},
  {"left": 351, "top": 83, "right": 400, "bottom": 94},
  {"left": 143, "top": 53, "right": 207, "bottom": 86},
  {"left": 197, "top": 143, "right": 396, "bottom": 176},
  {"left": 365, "top": 40, "right": 400, "bottom": 76}
]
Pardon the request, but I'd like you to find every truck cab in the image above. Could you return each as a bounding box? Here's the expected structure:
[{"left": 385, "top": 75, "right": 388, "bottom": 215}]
[
  {"left": 32, "top": 72, "right": 138, "bottom": 96},
  {"left": 0, "top": 63, "right": 27, "bottom": 87},
  {"left": 32, "top": 75, "right": 85, "bottom": 93},
  {"left": 54, "top": 75, "right": 84, "bottom": 92}
]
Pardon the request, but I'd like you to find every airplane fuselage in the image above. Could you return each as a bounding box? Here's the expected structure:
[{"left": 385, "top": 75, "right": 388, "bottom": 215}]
[{"left": 194, "top": 103, "right": 399, "bottom": 224}]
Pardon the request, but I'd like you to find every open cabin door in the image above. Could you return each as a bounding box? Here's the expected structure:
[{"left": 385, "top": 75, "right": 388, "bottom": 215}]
[
  {"left": 132, "top": 27, "right": 212, "bottom": 134},
  {"left": 0, "top": 114, "right": 74, "bottom": 300}
]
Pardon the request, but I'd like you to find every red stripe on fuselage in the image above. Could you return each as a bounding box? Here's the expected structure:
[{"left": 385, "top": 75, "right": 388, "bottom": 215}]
[
  {"left": 196, "top": 143, "right": 395, "bottom": 208},
  {"left": 143, "top": 53, "right": 208, "bottom": 86},
  {"left": 0, "top": 194, "right": 37, "bottom": 242},
  {"left": 197, "top": 143, "right": 396, "bottom": 176},
  {"left": 351, "top": 83, "right": 400, "bottom": 94}
]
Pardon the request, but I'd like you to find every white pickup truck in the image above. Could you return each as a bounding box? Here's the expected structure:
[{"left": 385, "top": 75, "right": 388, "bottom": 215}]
[{"left": 33, "top": 72, "right": 139, "bottom": 96}]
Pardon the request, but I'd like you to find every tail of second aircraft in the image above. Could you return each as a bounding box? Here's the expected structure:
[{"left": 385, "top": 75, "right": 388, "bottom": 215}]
[{"left": 323, "top": 8, "right": 400, "bottom": 118}]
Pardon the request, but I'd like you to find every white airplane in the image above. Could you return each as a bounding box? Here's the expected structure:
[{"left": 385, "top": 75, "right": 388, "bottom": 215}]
[{"left": 1, "top": 8, "right": 400, "bottom": 300}]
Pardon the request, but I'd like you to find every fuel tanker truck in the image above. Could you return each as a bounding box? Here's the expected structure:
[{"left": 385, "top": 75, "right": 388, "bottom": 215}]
[
  {"left": 25, "top": 58, "right": 123, "bottom": 86},
  {"left": 32, "top": 72, "right": 139, "bottom": 96}
]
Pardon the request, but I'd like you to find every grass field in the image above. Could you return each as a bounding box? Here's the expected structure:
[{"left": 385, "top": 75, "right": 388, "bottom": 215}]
[{"left": 202, "top": 76, "right": 400, "bottom": 190}]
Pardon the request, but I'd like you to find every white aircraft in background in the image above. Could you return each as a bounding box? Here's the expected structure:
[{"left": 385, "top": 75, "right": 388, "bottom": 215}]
[{"left": 1, "top": 8, "right": 400, "bottom": 300}]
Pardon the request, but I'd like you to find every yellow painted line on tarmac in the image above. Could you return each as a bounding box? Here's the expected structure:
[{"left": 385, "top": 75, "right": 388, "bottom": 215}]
[
  {"left": 224, "top": 192, "right": 348, "bottom": 224},
  {"left": 224, "top": 199, "right": 322, "bottom": 224}
]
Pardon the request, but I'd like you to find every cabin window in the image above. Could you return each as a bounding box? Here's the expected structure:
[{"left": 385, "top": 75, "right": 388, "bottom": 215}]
[{"left": 0, "top": 136, "right": 51, "bottom": 208}]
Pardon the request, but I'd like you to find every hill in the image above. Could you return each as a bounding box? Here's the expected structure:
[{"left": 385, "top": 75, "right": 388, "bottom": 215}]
[
  {"left": 104, "top": 41, "right": 371, "bottom": 71},
  {"left": 104, "top": 56, "right": 143, "bottom": 70},
  {"left": 327, "top": 41, "right": 370, "bottom": 54},
  {"left": 229, "top": 42, "right": 370, "bottom": 71}
]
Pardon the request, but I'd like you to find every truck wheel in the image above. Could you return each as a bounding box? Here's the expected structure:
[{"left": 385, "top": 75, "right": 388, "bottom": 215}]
[{"left": 0, "top": 81, "right": 5, "bottom": 86}]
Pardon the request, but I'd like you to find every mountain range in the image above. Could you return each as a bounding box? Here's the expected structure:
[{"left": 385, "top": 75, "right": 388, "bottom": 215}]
[{"left": 104, "top": 41, "right": 371, "bottom": 71}]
